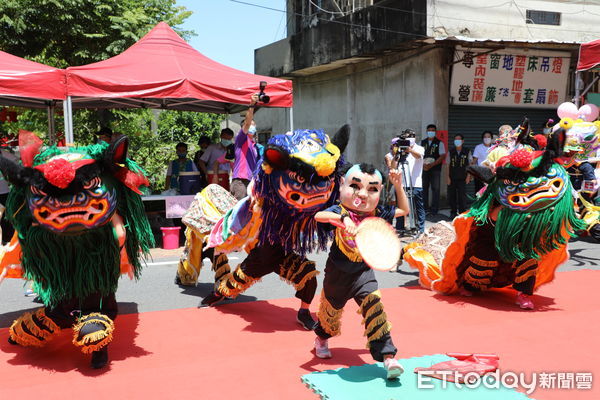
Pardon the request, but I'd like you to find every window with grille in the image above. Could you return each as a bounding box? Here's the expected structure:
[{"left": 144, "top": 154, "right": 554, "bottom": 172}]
[{"left": 526, "top": 10, "right": 561, "bottom": 25}]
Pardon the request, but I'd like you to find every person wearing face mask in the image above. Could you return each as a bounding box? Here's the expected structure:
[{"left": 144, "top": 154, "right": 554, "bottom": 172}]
[
  {"left": 447, "top": 134, "right": 472, "bottom": 219},
  {"left": 199, "top": 129, "right": 234, "bottom": 191},
  {"left": 471, "top": 131, "right": 493, "bottom": 193},
  {"left": 421, "top": 124, "right": 446, "bottom": 217},
  {"left": 230, "top": 94, "right": 262, "bottom": 200},
  {"left": 384, "top": 130, "right": 425, "bottom": 235},
  {"left": 166, "top": 142, "right": 200, "bottom": 192}
]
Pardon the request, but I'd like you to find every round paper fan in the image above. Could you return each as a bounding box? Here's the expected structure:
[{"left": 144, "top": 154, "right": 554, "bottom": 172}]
[{"left": 355, "top": 217, "right": 401, "bottom": 271}]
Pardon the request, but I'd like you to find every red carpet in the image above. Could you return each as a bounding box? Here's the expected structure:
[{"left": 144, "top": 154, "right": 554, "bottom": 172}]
[{"left": 0, "top": 270, "right": 598, "bottom": 399}]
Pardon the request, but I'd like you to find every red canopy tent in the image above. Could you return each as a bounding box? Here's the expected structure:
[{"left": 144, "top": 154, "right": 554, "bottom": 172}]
[
  {"left": 66, "top": 22, "right": 293, "bottom": 114},
  {"left": 575, "top": 39, "right": 600, "bottom": 107},
  {"left": 0, "top": 50, "right": 65, "bottom": 107},
  {"left": 577, "top": 39, "right": 600, "bottom": 72},
  {"left": 0, "top": 51, "right": 66, "bottom": 142}
]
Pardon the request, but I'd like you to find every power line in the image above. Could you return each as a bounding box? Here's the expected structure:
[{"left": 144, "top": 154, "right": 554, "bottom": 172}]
[
  {"left": 229, "top": 0, "right": 600, "bottom": 38},
  {"left": 308, "top": 0, "right": 344, "bottom": 15},
  {"left": 230, "top": 0, "right": 430, "bottom": 38}
]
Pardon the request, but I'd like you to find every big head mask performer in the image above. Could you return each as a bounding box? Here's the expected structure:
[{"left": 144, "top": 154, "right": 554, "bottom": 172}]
[
  {"left": 341, "top": 164, "right": 384, "bottom": 214},
  {"left": 312, "top": 163, "right": 409, "bottom": 380},
  {"left": 0, "top": 131, "right": 154, "bottom": 369}
]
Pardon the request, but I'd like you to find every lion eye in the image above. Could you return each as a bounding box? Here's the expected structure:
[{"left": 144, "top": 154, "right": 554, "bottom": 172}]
[{"left": 83, "top": 177, "right": 101, "bottom": 189}]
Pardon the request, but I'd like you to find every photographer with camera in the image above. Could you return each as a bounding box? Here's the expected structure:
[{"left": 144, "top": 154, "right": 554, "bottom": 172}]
[
  {"left": 230, "top": 88, "right": 268, "bottom": 200},
  {"left": 384, "top": 129, "right": 425, "bottom": 235}
]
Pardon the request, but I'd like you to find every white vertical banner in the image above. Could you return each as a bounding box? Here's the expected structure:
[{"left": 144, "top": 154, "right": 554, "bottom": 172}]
[{"left": 450, "top": 47, "right": 570, "bottom": 108}]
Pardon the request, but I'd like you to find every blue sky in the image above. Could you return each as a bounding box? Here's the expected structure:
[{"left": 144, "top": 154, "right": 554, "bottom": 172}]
[{"left": 176, "top": 0, "right": 287, "bottom": 73}]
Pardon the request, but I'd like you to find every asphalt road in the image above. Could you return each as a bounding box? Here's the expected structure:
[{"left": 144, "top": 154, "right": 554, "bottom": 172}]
[{"left": 1, "top": 217, "right": 598, "bottom": 328}]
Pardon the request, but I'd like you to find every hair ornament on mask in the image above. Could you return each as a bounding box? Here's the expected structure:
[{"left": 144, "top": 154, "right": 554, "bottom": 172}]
[{"left": 345, "top": 164, "right": 383, "bottom": 181}]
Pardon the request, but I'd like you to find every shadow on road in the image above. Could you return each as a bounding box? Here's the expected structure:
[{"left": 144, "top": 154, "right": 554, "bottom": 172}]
[{"left": 211, "top": 300, "right": 305, "bottom": 333}]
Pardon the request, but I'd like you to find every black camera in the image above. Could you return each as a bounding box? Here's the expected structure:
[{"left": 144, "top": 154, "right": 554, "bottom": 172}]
[
  {"left": 394, "top": 139, "right": 411, "bottom": 149},
  {"left": 258, "top": 81, "right": 270, "bottom": 104},
  {"left": 225, "top": 143, "right": 235, "bottom": 161}
]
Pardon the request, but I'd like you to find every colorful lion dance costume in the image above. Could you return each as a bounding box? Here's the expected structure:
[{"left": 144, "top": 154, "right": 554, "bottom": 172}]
[
  {"left": 0, "top": 132, "right": 153, "bottom": 368},
  {"left": 404, "top": 119, "right": 586, "bottom": 309},
  {"left": 177, "top": 126, "right": 349, "bottom": 323}
]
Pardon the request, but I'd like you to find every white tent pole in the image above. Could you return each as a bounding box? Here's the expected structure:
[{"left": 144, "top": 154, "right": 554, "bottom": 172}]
[
  {"left": 289, "top": 107, "right": 294, "bottom": 132},
  {"left": 67, "top": 96, "right": 74, "bottom": 144},
  {"left": 62, "top": 99, "right": 69, "bottom": 144}
]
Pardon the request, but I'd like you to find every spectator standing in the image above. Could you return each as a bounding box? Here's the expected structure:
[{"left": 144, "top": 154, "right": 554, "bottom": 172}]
[
  {"left": 447, "top": 134, "right": 472, "bottom": 219},
  {"left": 421, "top": 124, "right": 446, "bottom": 216},
  {"left": 193, "top": 136, "right": 212, "bottom": 167},
  {"left": 199, "top": 129, "right": 234, "bottom": 191},
  {"left": 166, "top": 142, "right": 199, "bottom": 192},
  {"left": 194, "top": 136, "right": 212, "bottom": 189},
  {"left": 231, "top": 94, "right": 261, "bottom": 200},
  {"left": 472, "top": 130, "right": 493, "bottom": 193},
  {"left": 385, "top": 131, "right": 425, "bottom": 234}
]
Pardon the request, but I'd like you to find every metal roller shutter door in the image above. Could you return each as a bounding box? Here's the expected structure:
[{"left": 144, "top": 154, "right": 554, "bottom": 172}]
[
  {"left": 448, "top": 105, "right": 557, "bottom": 150},
  {"left": 446, "top": 105, "right": 557, "bottom": 203}
]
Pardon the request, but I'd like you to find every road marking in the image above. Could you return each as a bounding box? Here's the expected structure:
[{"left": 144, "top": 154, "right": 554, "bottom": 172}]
[{"left": 146, "top": 256, "right": 239, "bottom": 267}]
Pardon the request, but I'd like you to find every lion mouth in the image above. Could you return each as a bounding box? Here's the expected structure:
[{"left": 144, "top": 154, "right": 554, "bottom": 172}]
[
  {"left": 507, "top": 178, "right": 563, "bottom": 208},
  {"left": 278, "top": 176, "right": 333, "bottom": 209},
  {"left": 33, "top": 199, "right": 111, "bottom": 230}
]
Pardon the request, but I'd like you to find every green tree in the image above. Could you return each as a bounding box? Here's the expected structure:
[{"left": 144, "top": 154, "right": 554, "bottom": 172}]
[
  {"left": 0, "top": 0, "right": 193, "bottom": 67},
  {"left": 131, "top": 110, "right": 224, "bottom": 192},
  {"left": 0, "top": 0, "right": 225, "bottom": 191}
]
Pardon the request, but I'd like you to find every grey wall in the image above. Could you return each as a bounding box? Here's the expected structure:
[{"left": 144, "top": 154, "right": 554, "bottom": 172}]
[{"left": 256, "top": 48, "right": 450, "bottom": 173}]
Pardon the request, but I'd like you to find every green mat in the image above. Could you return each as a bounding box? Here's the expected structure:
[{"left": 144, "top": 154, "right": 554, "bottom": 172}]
[{"left": 302, "top": 354, "right": 533, "bottom": 400}]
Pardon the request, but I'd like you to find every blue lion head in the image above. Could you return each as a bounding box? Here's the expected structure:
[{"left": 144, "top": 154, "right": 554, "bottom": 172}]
[{"left": 253, "top": 125, "right": 350, "bottom": 254}]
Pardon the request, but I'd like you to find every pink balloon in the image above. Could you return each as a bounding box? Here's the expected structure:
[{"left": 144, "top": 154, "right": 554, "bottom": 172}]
[
  {"left": 557, "top": 102, "right": 579, "bottom": 120},
  {"left": 578, "top": 104, "right": 600, "bottom": 122}
]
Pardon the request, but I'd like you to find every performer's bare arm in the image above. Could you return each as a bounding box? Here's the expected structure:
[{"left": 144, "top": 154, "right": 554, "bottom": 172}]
[
  {"left": 389, "top": 169, "right": 409, "bottom": 217},
  {"left": 315, "top": 211, "right": 346, "bottom": 228}
]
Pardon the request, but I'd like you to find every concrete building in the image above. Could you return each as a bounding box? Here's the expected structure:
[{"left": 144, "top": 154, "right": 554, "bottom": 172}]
[{"left": 254, "top": 0, "right": 600, "bottom": 176}]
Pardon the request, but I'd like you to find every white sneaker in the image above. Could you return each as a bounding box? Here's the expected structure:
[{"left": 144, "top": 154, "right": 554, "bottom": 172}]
[
  {"left": 384, "top": 358, "right": 404, "bottom": 380},
  {"left": 314, "top": 337, "right": 332, "bottom": 359}
]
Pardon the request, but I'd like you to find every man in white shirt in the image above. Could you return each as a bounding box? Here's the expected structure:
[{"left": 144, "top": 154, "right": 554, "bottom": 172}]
[{"left": 385, "top": 129, "right": 425, "bottom": 234}]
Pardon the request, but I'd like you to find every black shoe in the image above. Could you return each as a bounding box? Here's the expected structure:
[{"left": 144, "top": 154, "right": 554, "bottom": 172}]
[
  {"left": 296, "top": 309, "right": 317, "bottom": 330},
  {"left": 200, "top": 292, "right": 225, "bottom": 307},
  {"left": 91, "top": 347, "right": 109, "bottom": 369}
]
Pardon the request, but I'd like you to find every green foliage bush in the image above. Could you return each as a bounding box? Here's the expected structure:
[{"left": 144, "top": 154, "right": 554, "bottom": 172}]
[{"left": 0, "top": 0, "right": 225, "bottom": 192}]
